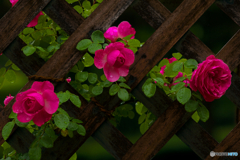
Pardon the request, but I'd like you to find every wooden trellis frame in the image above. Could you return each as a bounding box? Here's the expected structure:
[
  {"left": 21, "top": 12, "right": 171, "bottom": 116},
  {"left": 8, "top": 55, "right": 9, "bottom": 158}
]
[{"left": 0, "top": 0, "right": 240, "bottom": 159}]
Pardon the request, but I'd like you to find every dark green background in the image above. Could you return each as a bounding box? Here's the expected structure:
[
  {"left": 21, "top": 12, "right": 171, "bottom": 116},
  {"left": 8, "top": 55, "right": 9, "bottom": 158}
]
[{"left": 0, "top": 0, "right": 239, "bottom": 159}]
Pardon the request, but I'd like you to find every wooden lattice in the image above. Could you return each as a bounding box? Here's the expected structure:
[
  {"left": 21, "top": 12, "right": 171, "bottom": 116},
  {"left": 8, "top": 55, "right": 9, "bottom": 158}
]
[{"left": 0, "top": 0, "right": 240, "bottom": 159}]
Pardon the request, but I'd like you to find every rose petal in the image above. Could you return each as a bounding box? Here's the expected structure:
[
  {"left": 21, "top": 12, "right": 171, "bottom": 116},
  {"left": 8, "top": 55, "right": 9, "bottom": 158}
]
[
  {"left": 27, "top": 12, "right": 44, "bottom": 27},
  {"left": 119, "top": 48, "right": 134, "bottom": 66},
  {"left": 15, "top": 89, "right": 36, "bottom": 102},
  {"left": 118, "top": 21, "right": 136, "bottom": 39},
  {"left": 12, "top": 100, "right": 24, "bottom": 114},
  {"left": 168, "top": 57, "right": 178, "bottom": 63},
  {"left": 4, "top": 95, "right": 14, "bottom": 106},
  {"left": 94, "top": 49, "right": 107, "bottom": 69},
  {"left": 10, "top": 0, "right": 18, "bottom": 6},
  {"left": 104, "top": 42, "right": 125, "bottom": 55},
  {"left": 118, "top": 65, "right": 129, "bottom": 77},
  {"left": 27, "top": 93, "right": 44, "bottom": 106},
  {"left": 22, "top": 97, "right": 43, "bottom": 116},
  {"left": 160, "top": 65, "right": 166, "bottom": 75},
  {"left": 42, "top": 90, "right": 59, "bottom": 114},
  {"left": 33, "top": 110, "right": 52, "bottom": 127},
  {"left": 107, "top": 50, "right": 121, "bottom": 66},
  {"left": 17, "top": 112, "right": 33, "bottom": 123},
  {"left": 103, "top": 63, "right": 120, "bottom": 82},
  {"left": 31, "top": 81, "right": 54, "bottom": 93},
  {"left": 104, "top": 26, "right": 118, "bottom": 42}
]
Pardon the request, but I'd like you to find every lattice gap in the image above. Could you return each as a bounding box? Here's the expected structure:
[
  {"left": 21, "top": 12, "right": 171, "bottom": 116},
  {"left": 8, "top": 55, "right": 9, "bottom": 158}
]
[{"left": 189, "top": 2, "right": 239, "bottom": 54}]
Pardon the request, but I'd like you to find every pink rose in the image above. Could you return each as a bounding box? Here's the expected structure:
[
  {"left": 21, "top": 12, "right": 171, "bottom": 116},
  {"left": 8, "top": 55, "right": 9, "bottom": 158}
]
[
  {"left": 12, "top": 81, "right": 59, "bottom": 126},
  {"left": 0, "top": 53, "right": 2, "bottom": 56},
  {"left": 190, "top": 55, "right": 232, "bottom": 102},
  {"left": 159, "top": 57, "right": 177, "bottom": 75},
  {"left": 94, "top": 42, "right": 135, "bottom": 82},
  {"left": 10, "top": 0, "right": 44, "bottom": 27},
  {"left": 169, "top": 72, "right": 190, "bottom": 88},
  {"left": 104, "top": 21, "right": 136, "bottom": 42},
  {"left": 4, "top": 94, "right": 14, "bottom": 107},
  {"left": 66, "top": 77, "right": 71, "bottom": 83}
]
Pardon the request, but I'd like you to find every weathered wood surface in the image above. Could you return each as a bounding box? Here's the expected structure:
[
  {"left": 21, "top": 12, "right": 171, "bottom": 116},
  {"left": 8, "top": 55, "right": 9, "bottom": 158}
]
[
  {"left": 216, "top": 0, "right": 240, "bottom": 27},
  {"left": 0, "top": 0, "right": 51, "bottom": 53},
  {"left": 43, "top": 0, "right": 84, "bottom": 35},
  {"left": 92, "top": 121, "right": 133, "bottom": 160}
]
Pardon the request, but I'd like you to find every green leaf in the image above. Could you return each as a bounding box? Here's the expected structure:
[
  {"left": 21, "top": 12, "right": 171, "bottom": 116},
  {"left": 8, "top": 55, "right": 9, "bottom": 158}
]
[
  {"left": 197, "top": 104, "right": 209, "bottom": 122},
  {"left": 123, "top": 34, "right": 133, "bottom": 40},
  {"left": 68, "top": 122, "right": 79, "bottom": 131},
  {"left": 0, "top": 68, "right": 6, "bottom": 77},
  {"left": 5, "top": 69, "right": 16, "bottom": 83},
  {"left": 172, "top": 52, "right": 182, "bottom": 60},
  {"left": 158, "top": 59, "right": 169, "bottom": 68},
  {"left": 23, "top": 28, "right": 34, "bottom": 35},
  {"left": 138, "top": 113, "right": 146, "bottom": 124},
  {"left": 103, "top": 43, "right": 108, "bottom": 49},
  {"left": 76, "top": 39, "right": 92, "bottom": 51},
  {"left": 100, "top": 74, "right": 107, "bottom": 81},
  {"left": 45, "top": 128, "right": 57, "bottom": 140},
  {"left": 192, "top": 92, "right": 202, "bottom": 101},
  {"left": 88, "top": 43, "right": 102, "bottom": 54},
  {"left": 5, "top": 60, "right": 12, "bottom": 67},
  {"left": 82, "top": 9, "right": 92, "bottom": 18},
  {"left": 12, "top": 63, "right": 20, "bottom": 71},
  {"left": 77, "top": 124, "right": 86, "bottom": 136},
  {"left": 70, "top": 65, "right": 79, "bottom": 73},
  {"left": 153, "top": 77, "right": 164, "bottom": 86},
  {"left": 9, "top": 111, "right": 17, "bottom": 119},
  {"left": 39, "top": 134, "right": 54, "bottom": 148},
  {"left": 56, "top": 91, "right": 70, "bottom": 104},
  {"left": 2, "top": 121, "right": 15, "bottom": 140},
  {"left": 128, "top": 47, "right": 138, "bottom": 54},
  {"left": 0, "top": 77, "right": 4, "bottom": 89},
  {"left": 97, "top": 0, "right": 103, "bottom": 2},
  {"left": 185, "top": 100, "right": 198, "bottom": 112},
  {"left": 88, "top": 73, "right": 98, "bottom": 84},
  {"left": 57, "top": 108, "right": 70, "bottom": 118},
  {"left": 135, "top": 102, "right": 144, "bottom": 115},
  {"left": 109, "top": 84, "right": 120, "bottom": 96},
  {"left": 128, "top": 111, "right": 135, "bottom": 119},
  {"left": 174, "top": 77, "right": 186, "bottom": 83},
  {"left": 69, "top": 153, "right": 77, "bottom": 160},
  {"left": 73, "top": 5, "right": 83, "bottom": 14},
  {"left": 117, "top": 76, "right": 126, "bottom": 82},
  {"left": 22, "top": 45, "right": 36, "bottom": 56},
  {"left": 172, "top": 62, "right": 183, "bottom": 72},
  {"left": 91, "top": 30, "right": 104, "bottom": 43},
  {"left": 82, "top": 53, "right": 94, "bottom": 67},
  {"left": 76, "top": 71, "right": 88, "bottom": 82},
  {"left": 177, "top": 88, "right": 191, "bottom": 105},
  {"left": 92, "top": 86, "right": 103, "bottom": 95},
  {"left": 142, "top": 79, "right": 156, "bottom": 98},
  {"left": 118, "top": 88, "right": 129, "bottom": 101},
  {"left": 70, "top": 94, "right": 81, "bottom": 108},
  {"left": 140, "top": 122, "right": 149, "bottom": 134},
  {"left": 72, "top": 119, "right": 83, "bottom": 124},
  {"left": 128, "top": 39, "right": 141, "bottom": 47},
  {"left": 191, "top": 111, "right": 200, "bottom": 123},
  {"left": 184, "top": 59, "right": 198, "bottom": 69},
  {"left": 54, "top": 113, "right": 70, "bottom": 129},
  {"left": 29, "top": 146, "right": 41, "bottom": 160},
  {"left": 66, "top": 0, "right": 78, "bottom": 3},
  {"left": 171, "top": 82, "right": 185, "bottom": 92},
  {"left": 164, "top": 61, "right": 180, "bottom": 77},
  {"left": 119, "top": 83, "right": 131, "bottom": 89},
  {"left": 82, "top": 0, "right": 91, "bottom": 10},
  {"left": 15, "top": 118, "right": 28, "bottom": 127},
  {"left": 91, "top": 4, "right": 99, "bottom": 11}
]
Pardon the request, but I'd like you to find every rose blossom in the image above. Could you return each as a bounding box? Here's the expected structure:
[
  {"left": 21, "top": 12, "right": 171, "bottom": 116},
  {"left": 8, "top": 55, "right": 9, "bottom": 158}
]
[
  {"left": 190, "top": 55, "right": 232, "bottom": 102},
  {"left": 66, "top": 77, "right": 71, "bottom": 83},
  {"left": 4, "top": 94, "right": 14, "bottom": 107},
  {"left": 10, "top": 0, "right": 44, "bottom": 27},
  {"left": 12, "top": 81, "right": 59, "bottom": 126},
  {"left": 104, "top": 21, "right": 136, "bottom": 42},
  {"left": 94, "top": 42, "right": 135, "bottom": 82}
]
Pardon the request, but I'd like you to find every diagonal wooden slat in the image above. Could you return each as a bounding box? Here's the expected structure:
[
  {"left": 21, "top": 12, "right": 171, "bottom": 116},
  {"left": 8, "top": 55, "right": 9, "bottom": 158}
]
[
  {"left": 0, "top": 0, "right": 51, "bottom": 53},
  {"left": 216, "top": 0, "right": 240, "bottom": 27}
]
